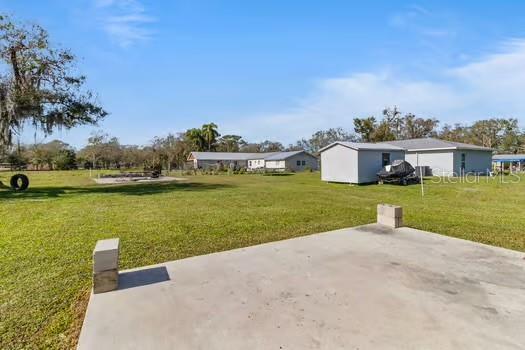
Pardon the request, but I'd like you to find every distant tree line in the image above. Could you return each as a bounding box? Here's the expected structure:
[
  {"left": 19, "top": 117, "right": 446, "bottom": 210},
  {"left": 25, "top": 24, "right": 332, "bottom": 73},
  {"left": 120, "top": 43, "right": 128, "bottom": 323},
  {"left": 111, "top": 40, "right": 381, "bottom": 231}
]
[
  {"left": 0, "top": 123, "right": 293, "bottom": 171},
  {"left": 2, "top": 106, "right": 524, "bottom": 170}
]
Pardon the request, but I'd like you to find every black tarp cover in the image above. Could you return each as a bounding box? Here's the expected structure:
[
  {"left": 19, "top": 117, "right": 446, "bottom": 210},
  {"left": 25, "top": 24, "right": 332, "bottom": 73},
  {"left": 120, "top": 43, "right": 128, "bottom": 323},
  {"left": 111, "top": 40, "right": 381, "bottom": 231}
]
[{"left": 377, "top": 160, "right": 415, "bottom": 179}]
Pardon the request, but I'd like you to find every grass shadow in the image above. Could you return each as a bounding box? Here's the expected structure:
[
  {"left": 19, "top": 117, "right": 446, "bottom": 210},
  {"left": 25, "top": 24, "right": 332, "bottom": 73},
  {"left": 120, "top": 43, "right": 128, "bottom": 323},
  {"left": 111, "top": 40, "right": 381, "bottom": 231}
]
[{"left": 0, "top": 181, "right": 234, "bottom": 200}]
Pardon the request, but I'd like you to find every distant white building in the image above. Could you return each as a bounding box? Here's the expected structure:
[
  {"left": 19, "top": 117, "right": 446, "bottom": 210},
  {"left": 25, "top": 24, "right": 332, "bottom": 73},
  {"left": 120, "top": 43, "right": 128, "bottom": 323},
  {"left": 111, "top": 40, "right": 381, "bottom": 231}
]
[
  {"left": 188, "top": 151, "right": 318, "bottom": 171},
  {"left": 263, "top": 151, "right": 318, "bottom": 172},
  {"left": 246, "top": 153, "right": 279, "bottom": 171},
  {"left": 187, "top": 152, "right": 254, "bottom": 169}
]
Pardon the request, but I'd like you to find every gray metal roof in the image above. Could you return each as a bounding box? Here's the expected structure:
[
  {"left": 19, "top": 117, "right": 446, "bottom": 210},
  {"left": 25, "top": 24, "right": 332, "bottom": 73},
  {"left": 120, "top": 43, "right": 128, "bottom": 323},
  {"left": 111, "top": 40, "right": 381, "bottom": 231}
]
[
  {"left": 492, "top": 154, "right": 525, "bottom": 161},
  {"left": 247, "top": 152, "right": 281, "bottom": 160},
  {"left": 319, "top": 141, "right": 404, "bottom": 152},
  {"left": 381, "top": 138, "right": 492, "bottom": 151},
  {"left": 264, "top": 150, "right": 306, "bottom": 161}
]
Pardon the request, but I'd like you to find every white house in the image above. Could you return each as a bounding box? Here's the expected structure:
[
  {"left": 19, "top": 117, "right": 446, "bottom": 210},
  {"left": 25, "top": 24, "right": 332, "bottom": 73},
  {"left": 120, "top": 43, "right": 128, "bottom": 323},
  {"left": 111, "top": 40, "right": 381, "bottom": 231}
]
[
  {"left": 263, "top": 151, "right": 318, "bottom": 172},
  {"left": 188, "top": 151, "right": 318, "bottom": 171},
  {"left": 187, "top": 152, "right": 255, "bottom": 169},
  {"left": 319, "top": 142, "right": 405, "bottom": 184},
  {"left": 246, "top": 153, "right": 279, "bottom": 171},
  {"left": 382, "top": 138, "right": 492, "bottom": 176}
]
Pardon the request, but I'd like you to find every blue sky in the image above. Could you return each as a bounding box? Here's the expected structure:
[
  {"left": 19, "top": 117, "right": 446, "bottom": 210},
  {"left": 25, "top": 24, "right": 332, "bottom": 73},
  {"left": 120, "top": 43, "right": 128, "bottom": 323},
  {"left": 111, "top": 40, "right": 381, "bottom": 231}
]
[{"left": 2, "top": 0, "right": 525, "bottom": 148}]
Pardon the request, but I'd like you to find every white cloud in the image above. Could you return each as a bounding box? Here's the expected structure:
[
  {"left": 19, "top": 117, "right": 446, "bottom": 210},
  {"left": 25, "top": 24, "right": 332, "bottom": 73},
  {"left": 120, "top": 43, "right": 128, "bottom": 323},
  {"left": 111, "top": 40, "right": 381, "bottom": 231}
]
[
  {"left": 95, "top": 0, "right": 155, "bottom": 47},
  {"left": 228, "top": 39, "right": 525, "bottom": 144},
  {"left": 388, "top": 5, "right": 456, "bottom": 42},
  {"left": 388, "top": 5, "right": 429, "bottom": 28}
]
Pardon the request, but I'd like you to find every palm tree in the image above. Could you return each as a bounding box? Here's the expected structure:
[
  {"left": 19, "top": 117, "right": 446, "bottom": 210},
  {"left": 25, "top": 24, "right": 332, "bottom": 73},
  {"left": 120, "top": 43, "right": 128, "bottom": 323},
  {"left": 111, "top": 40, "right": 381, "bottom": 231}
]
[
  {"left": 185, "top": 128, "right": 205, "bottom": 151},
  {"left": 201, "top": 123, "right": 220, "bottom": 151}
]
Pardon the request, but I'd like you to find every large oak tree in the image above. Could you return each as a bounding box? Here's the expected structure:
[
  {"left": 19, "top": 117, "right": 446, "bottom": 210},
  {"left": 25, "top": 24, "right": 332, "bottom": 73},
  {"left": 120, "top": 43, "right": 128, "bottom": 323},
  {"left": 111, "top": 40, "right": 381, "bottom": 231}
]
[{"left": 0, "top": 15, "right": 106, "bottom": 148}]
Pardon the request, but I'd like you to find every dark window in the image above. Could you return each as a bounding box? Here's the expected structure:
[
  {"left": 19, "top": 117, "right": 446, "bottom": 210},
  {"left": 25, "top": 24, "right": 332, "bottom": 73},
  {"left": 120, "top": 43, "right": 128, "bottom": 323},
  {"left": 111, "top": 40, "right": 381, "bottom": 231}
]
[
  {"left": 461, "top": 153, "right": 466, "bottom": 172},
  {"left": 382, "top": 153, "right": 390, "bottom": 167},
  {"left": 301, "top": 160, "right": 306, "bottom": 166},
  {"left": 296, "top": 160, "right": 301, "bottom": 166}
]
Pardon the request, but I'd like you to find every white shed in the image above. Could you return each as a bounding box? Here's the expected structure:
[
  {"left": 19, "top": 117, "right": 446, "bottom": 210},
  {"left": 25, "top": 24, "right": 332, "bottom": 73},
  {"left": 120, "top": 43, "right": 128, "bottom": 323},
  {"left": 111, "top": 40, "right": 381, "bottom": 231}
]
[
  {"left": 319, "top": 142, "right": 405, "bottom": 184},
  {"left": 382, "top": 138, "right": 493, "bottom": 176}
]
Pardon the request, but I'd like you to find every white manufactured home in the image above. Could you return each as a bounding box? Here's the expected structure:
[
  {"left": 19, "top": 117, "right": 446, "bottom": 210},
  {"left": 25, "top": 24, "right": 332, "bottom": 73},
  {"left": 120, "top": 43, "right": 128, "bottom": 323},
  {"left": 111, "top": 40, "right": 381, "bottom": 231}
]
[
  {"left": 263, "top": 151, "right": 318, "bottom": 172},
  {"left": 319, "top": 142, "right": 405, "bottom": 184},
  {"left": 187, "top": 152, "right": 254, "bottom": 169},
  {"left": 188, "top": 150, "right": 318, "bottom": 171},
  {"left": 246, "top": 153, "right": 279, "bottom": 171},
  {"left": 382, "top": 138, "right": 492, "bottom": 176}
]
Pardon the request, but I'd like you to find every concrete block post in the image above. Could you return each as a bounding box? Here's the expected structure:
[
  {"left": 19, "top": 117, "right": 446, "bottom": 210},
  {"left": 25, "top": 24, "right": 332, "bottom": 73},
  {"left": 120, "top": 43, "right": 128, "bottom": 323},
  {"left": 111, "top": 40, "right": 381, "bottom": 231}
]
[
  {"left": 377, "top": 204, "right": 403, "bottom": 228},
  {"left": 93, "top": 238, "right": 120, "bottom": 294}
]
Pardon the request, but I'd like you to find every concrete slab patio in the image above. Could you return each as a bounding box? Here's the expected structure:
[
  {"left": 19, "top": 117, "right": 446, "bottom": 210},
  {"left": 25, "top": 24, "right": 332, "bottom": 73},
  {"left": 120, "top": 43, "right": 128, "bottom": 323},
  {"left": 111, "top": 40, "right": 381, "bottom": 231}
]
[{"left": 78, "top": 224, "right": 525, "bottom": 349}]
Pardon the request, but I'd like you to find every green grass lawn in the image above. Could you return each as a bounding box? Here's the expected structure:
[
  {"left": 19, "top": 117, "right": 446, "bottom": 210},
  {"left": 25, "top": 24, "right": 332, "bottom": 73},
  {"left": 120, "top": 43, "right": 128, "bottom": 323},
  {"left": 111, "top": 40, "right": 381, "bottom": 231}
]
[{"left": 1, "top": 170, "right": 524, "bottom": 349}]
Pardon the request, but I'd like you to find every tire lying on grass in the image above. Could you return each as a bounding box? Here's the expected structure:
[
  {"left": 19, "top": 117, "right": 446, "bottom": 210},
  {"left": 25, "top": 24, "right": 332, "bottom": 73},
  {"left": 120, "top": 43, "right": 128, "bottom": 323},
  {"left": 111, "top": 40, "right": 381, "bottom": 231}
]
[{"left": 10, "top": 174, "right": 29, "bottom": 191}]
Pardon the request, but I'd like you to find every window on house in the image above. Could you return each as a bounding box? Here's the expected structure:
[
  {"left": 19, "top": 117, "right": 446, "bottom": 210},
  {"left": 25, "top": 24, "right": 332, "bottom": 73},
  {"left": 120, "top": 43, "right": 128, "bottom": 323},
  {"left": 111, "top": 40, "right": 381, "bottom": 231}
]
[
  {"left": 296, "top": 160, "right": 301, "bottom": 166},
  {"left": 301, "top": 160, "right": 306, "bottom": 166},
  {"left": 382, "top": 153, "right": 390, "bottom": 167},
  {"left": 461, "top": 153, "right": 466, "bottom": 173},
  {"left": 248, "top": 161, "right": 252, "bottom": 166}
]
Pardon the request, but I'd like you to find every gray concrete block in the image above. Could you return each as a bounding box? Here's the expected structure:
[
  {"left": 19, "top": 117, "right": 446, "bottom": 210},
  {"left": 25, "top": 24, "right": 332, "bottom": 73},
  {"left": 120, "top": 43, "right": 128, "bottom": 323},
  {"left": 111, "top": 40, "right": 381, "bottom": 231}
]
[
  {"left": 377, "top": 215, "right": 403, "bottom": 228},
  {"left": 377, "top": 204, "right": 403, "bottom": 218},
  {"left": 377, "top": 204, "right": 403, "bottom": 228},
  {"left": 93, "top": 238, "right": 120, "bottom": 273},
  {"left": 93, "top": 269, "right": 119, "bottom": 294}
]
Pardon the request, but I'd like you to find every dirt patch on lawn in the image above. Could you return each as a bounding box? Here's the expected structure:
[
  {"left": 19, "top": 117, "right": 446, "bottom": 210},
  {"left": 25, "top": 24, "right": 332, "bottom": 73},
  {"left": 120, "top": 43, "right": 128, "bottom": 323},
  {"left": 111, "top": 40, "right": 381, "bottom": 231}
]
[{"left": 93, "top": 176, "right": 186, "bottom": 185}]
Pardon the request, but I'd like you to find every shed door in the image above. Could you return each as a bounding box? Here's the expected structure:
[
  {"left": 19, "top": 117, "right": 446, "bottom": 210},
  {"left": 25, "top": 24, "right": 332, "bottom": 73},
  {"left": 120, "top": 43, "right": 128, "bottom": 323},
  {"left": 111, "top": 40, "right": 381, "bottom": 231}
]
[{"left": 382, "top": 153, "right": 391, "bottom": 167}]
